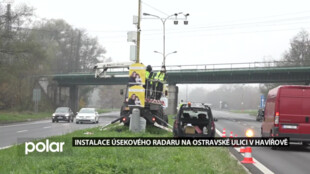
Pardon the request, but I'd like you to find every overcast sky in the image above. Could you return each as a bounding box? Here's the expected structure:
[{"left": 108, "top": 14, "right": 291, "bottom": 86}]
[
  {"left": 9, "top": 0, "right": 310, "bottom": 97},
  {"left": 11, "top": 0, "right": 310, "bottom": 67}
]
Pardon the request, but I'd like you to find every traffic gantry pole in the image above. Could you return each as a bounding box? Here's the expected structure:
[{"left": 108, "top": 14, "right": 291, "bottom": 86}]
[{"left": 136, "top": 0, "right": 141, "bottom": 63}]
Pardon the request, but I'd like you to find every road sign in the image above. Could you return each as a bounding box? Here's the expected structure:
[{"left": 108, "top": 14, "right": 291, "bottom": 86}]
[
  {"left": 260, "top": 95, "right": 265, "bottom": 108},
  {"left": 32, "top": 88, "right": 41, "bottom": 113},
  {"left": 32, "top": 89, "right": 41, "bottom": 102}
]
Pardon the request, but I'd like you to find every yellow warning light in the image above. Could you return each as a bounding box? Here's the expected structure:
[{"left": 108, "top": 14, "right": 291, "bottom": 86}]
[{"left": 245, "top": 129, "right": 254, "bottom": 137}]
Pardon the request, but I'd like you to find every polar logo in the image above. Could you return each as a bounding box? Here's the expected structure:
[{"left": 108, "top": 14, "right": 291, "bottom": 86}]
[{"left": 25, "top": 139, "right": 65, "bottom": 155}]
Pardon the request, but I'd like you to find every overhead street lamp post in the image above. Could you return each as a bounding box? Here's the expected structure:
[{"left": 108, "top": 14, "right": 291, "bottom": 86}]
[
  {"left": 143, "top": 12, "right": 189, "bottom": 66},
  {"left": 154, "top": 50, "right": 177, "bottom": 65}
]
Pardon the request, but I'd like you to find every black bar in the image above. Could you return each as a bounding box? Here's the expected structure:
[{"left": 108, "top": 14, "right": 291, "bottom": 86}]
[{"left": 72, "top": 137, "right": 289, "bottom": 147}]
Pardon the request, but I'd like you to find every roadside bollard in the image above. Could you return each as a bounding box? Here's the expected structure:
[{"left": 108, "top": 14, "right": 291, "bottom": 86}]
[{"left": 129, "top": 108, "right": 141, "bottom": 132}]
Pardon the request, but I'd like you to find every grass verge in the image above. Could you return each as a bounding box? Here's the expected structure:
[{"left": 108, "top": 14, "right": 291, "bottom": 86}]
[
  {"left": 230, "top": 110, "right": 257, "bottom": 116},
  {"left": 97, "top": 108, "right": 119, "bottom": 114},
  {"left": 168, "top": 114, "right": 176, "bottom": 125},
  {"left": 0, "top": 124, "right": 247, "bottom": 174},
  {"left": 0, "top": 111, "right": 50, "bottom": 124}
]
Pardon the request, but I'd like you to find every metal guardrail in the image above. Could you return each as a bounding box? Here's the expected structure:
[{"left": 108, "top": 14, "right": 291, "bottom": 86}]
[
  {"left": 154, "top": 61, "right": 310, "bottom": 72},
  {"left": 48, "top": 61, "right": 310, "bottom": 75}
]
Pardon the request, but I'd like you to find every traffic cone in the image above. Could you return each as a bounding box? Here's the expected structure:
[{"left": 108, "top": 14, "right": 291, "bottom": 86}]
[
  {"left": 241, "top": 147, "right": 255, "bottom": 164},
  {"left": 229, "top": 131, "right": 233, "bottom": 138},
  {"left": 222, "top": 128, "right": 226, "bottom": 137},
  {"left": 239, "top": 146, "right": 246, "bottom": 153}
]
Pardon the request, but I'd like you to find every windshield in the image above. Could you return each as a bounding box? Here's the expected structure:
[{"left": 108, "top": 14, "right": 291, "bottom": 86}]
[
  {"left": 79, "top": 108, "right": 95, "bottom": 113},
  {"left": 55, "top": 107, "right": 69, "bottom": 113},
  {"left": 182, "top": 109, "right": 209, "bottom": 119}
]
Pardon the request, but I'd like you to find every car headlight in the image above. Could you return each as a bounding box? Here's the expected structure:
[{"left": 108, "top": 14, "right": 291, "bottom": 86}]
[
  {"left": 65, "top": 114, "right": 70, "bottom": 117},
  {"left": 52, "top": 113, "right": 56, "bottom": 117}
]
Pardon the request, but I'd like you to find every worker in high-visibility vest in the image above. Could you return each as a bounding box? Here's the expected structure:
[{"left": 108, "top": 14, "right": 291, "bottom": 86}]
[
  {"left": 154, "top": 66, "right": 167, "bottom": 100},
  {"left": 151, "top": 71, "right": 157, "bottom": 99},
  {"left": 145, "top": 65, "right": 153, "bottom": 98},
  {"left": 178, "top": 99, "right": 185, "bottom": 111}
]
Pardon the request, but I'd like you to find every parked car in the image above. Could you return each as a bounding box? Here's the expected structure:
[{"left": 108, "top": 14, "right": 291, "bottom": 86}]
[
  {"left": 261, "top": 85, "right": 310, "bottom": 146},
  {"left": 52, "top": 107, "right": 74, "bottom": 123},
  {"left": 173, "top": 102, "right": 215, "bottom": 137},
  {"left": 256, "top": 108, "right": 264, "bottom": 121},
  {"left": 76, "top": 108, "right": 99, "bottom": 124}
]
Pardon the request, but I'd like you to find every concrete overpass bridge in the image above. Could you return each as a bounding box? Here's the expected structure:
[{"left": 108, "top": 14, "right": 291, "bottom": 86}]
[{"left": 41, "top": 61, "right": 310, "bottom": 114}]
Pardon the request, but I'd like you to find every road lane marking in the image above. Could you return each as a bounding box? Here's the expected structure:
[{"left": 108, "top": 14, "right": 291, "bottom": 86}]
[
  {"left": 234, "top": 147, "right": 274, "bottom": 174},
  {"left": 0, "top": 120, "right": 50, "bottom": 128},
  {"left": 17, "top": 130, "right": 28, "bottom": 133},
  {"left": 0, "top": 145, "right": 12, "bottom": 150},
  {"left": 215, "top": 129, "right": 274, "bottom": 174},
  {"left": 43, "top": 126, "right": 51, "bottom": 129},
  {"left": 0, "top": 112, "right": 118, "bottom": 128}
]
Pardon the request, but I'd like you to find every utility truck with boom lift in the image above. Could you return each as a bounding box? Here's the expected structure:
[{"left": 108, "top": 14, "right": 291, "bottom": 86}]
[{"left": 94, "top": 62, "right": 168, "bottom": 127}]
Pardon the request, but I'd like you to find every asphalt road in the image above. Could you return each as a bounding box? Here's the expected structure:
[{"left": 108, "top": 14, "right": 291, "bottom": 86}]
[
  {"left": 0, "top": 111, "right": 119, "bottom": 149},
  {"left": 213, "top": 110, "right": 310, "bottom": 174}
]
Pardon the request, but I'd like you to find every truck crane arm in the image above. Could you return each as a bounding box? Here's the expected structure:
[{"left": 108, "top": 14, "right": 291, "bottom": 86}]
[{"left": 93, "top": 61, "right": 134, "bottom": 78}]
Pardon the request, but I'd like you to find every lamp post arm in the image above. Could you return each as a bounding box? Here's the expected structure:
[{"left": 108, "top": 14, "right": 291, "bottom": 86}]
[
  {"left": 163, "top": 14, "right": 176, "bottom": 23},
  {"left": 165, "top": 52, "right": 176, "bottom": 58}
]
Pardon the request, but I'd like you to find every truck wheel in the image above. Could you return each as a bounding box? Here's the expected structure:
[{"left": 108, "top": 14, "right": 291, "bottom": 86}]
[{"left": 270, "top": 130, "right": 280, "bottom": 150}]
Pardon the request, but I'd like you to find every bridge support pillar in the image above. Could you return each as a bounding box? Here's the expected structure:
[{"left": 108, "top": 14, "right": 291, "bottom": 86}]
[
  {"left": 166, "top": 85, "right": 178, "bottom": 115},
  {"left": 69, "top": 85, "right": 79, "bottom": 113},
  {"left": 47, "top": 82, "right": 60, "bottom": 107}
]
